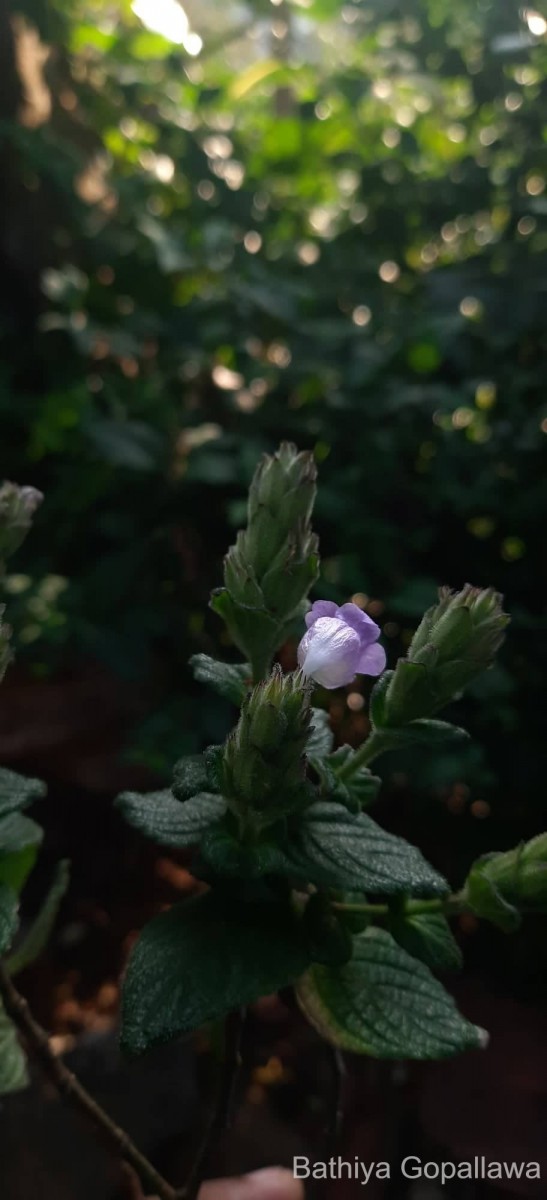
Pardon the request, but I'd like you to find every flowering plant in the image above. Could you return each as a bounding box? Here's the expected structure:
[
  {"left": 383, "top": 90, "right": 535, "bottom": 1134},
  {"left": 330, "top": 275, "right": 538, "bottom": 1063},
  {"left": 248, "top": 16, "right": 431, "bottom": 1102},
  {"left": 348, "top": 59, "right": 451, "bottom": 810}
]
[
  {"left": 116, "top": 444, "right": 544, "bottom": 1061},
  {"left": 1, "top": 447, "right": 547, "bottom": 1197}
]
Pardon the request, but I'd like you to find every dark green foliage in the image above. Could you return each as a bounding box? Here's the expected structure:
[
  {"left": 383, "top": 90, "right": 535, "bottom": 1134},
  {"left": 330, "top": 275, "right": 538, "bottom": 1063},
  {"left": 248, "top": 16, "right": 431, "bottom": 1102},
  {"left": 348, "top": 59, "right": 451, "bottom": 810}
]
[
  {"left": 287, "top": 801, "right": 449, "bottom": 897},
  {"left": 296, "top": 927, "right": 483, "bottom": 1059},
  {"left": 116, "top": 789, "right": 227, "bottom": 848},
  {"left": 389, "top": 909, "right": 463, "bottom": 972},
  {"left": 121, "top": 891, "right": 312, "bottom": 1055}
]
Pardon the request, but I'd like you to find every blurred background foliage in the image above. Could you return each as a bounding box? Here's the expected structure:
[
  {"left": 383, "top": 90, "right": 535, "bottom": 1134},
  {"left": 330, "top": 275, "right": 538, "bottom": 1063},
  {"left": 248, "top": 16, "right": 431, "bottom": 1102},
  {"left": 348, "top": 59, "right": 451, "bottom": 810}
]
[{"left": 0, "top": 0, "right": 546, "bottom": 855}]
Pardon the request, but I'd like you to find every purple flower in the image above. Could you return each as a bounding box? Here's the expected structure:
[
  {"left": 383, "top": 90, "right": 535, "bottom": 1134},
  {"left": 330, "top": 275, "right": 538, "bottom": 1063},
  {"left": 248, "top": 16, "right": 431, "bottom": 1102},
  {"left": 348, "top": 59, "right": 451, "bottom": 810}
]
[{"left": 297, "top": 600, "right": 386, "bottom": 689}]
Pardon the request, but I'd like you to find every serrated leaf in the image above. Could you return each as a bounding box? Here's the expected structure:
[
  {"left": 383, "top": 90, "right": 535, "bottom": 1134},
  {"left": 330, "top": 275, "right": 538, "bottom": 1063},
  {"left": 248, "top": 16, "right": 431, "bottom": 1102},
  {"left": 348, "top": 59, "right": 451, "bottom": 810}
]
[
  {"left": 171, "top": 755, "right": 210, "bottom": 801},
  {"left": 116, "top": 790, "right": 226, "bottom": 848},
  {"left": 0, "top": 768, "right": 46, "bottom": 820},
  {"left": 0, "top": 884, "right": 18, "bottom": 954},
  {"left": 7, "top": 861, "right": 70, "bottom": 976},
  {"left": 389, "top": 910, "right": 462, "bottom": 972},
  {"left": 0, "top": 1001, "right": 28, "bottom": 1094},
  {"left": 297, "top": 927, "right": 484, "bottom": 1059},
  {"left": 190, "top": 654, "right": 251, "bottom": 705},
  {"left": 307, "top": 708, "right": 334, "bottom": 758},
  {"left": 121, "top": 891, "right": 311, "bottom": 1054},
  {"left": 288, "top": 802, "right": 448, "bottom": 897},
  {"left": 0, "top": 814, "right": 43, "bottom": 892}
]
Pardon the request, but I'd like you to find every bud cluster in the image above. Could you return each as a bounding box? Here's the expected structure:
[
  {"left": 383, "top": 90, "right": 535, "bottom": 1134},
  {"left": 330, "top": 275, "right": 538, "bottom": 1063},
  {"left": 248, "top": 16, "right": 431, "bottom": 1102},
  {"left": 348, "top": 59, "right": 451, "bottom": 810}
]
[
  {"left": 383, "top": 585, "right": 509, "bottom": 725},
  {"left": 221, "top": 666, "right": 313, "bottom": 831},
  {"left": 212, "top": 443, "right": 319, "bottom": 680}
]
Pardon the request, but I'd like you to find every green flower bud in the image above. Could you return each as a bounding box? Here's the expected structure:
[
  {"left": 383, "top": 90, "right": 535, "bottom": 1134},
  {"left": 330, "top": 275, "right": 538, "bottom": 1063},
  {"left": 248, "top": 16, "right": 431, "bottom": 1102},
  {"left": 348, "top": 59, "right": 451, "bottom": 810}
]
[
  {"left": 213, "top": 444, "right": 319, "bottom": 679},
  {"left": 0, "top": 481, "right": 43, "bottom": 565},
  {"left": 221, "top": 666, "right": 314, "bottom": 831},
  {"left": 384, "top": 584, "right": 509, "bottom": 724},
  {"left": 463, "top": 834, "right": 547, "bottom": 931}
]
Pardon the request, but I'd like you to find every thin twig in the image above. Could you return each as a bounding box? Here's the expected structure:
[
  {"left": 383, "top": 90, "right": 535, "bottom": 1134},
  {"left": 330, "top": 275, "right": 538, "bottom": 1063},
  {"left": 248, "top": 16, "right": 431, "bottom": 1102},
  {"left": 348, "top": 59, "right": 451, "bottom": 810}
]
[
  {"left": 182, "top": 1008, "right": 246, "bottom": 1200},
  {"left": 0, "top": 961, "right": 180, "bottom": 1200}
]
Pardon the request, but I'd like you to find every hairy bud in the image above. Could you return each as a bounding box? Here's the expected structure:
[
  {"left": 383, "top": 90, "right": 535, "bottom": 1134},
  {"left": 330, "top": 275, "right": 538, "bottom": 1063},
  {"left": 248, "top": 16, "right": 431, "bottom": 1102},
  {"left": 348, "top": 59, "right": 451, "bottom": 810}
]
[{"left": 221, "top": 666, "right": 314, "bottom": 831}]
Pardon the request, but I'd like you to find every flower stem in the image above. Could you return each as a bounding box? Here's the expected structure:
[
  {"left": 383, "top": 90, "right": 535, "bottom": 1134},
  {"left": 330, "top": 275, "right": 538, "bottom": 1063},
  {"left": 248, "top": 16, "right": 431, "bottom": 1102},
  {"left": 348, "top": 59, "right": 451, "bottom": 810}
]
[
  {"left": 0, "top": 961, "right": 181, "bottom": 1200},
  {"left": 332, "top": 895, "right": 464, "bottom": 918},
  {"left": 336, "top": 728, "right": 391, "bottom": 779}
]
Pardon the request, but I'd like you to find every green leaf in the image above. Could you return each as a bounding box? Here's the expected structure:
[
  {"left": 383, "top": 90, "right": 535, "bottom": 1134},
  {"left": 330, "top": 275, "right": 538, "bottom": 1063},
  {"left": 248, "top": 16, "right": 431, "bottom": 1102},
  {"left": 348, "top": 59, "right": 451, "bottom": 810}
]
[
  {"left": 7, "top": 861, "right": 70, "bottom": 976},
  {"left": 199, "top": 823, "right": 289, "bottom": 880},
  {"left": 380, "top": 719, "right": 470, "bottom": 749},
  {"left": 464, "top": 856, "right": 521, "bottom": 932},
  {"left": 289, "top": 802, "right": 448, "bottom": 897},
  {"left": 0, "top": 768, "right": 46, "bottom": 820},
  {"left": 190, "top": 654, "right": 251, "bottom": 705},
  {"left": 121, "top": 891, "right": 311, "bottom": 1054},
  {"left": 0, "top": 1001, "right": 28, "bottom": 1095},
  {"left": 0, "top": 884, "right": 18, "bottom": 954},
  {"left": 297, "top": 927, "right": 484, "bottom": 1059},
  {"left": 307, "top": 708, "right": 334, "bottom": 758},
  {"left": 314, "top": 745, "right": 381, "bottom": 810},
  {"left": 389, "top": 910, "right": 462, "bottom": 972},
  {"left": 171, "top": 755, "right": 210, "bottom": 801},
  {"left": 116, "top": 790, "right": 226, "bottom": 848},
  {"left": 0, "top": 814, "right": 43, "bottom": 892},
  {"left": 210, "top": 589, "right": 282, "bottom": 677}
]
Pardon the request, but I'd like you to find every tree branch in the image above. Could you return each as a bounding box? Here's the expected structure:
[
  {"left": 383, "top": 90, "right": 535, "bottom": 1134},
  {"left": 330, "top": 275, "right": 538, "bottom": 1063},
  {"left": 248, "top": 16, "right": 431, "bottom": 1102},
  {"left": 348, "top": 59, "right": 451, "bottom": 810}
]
[{"left": 0, "top": 960, "right": 181, "bottom": 1200}]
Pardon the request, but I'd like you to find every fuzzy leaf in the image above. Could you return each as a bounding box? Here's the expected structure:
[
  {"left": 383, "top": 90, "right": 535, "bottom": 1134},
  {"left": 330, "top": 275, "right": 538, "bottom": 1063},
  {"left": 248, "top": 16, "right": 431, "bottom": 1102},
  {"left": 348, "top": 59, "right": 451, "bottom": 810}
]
[
  {"left": 464, "top": 857, "right": 521, "bottom": 932},
  {"left": 0, "top": 884, "right": 18, "bottom": 954},
  {"left": 190, "top": 654, "right": 251, "bottom": 705},
  {"left": 297, "top": 927, "right": 484, "bottom": 1059},
  {"left": 389, "top": 910, "right": 463, "bottom": 972},
  {"left": 0, "top": 768, "right": 46, "bottom": 820},
  {"left": 307, "top": 708, "right": 334, "bottom": 758},
  {"left": 121, "top": 891, "right": 311, "bottom": 1054},
  {"left": 289, "top": 802, "right": 448, "bottom": 897},
  {"left": 171, "top": 755, "right": 210, "bottom": 801},
  {"left": 116, "top": 790, "right": 226, "bottom": 848},
  {"left": 7, "top": 861, "right": 70, "bottom": 976},
  {"left": 314, "top": 746, "right": 381, "bottom": 810},
  {"left": 0, "top": 814, "right": 43, "bottom": 892}
]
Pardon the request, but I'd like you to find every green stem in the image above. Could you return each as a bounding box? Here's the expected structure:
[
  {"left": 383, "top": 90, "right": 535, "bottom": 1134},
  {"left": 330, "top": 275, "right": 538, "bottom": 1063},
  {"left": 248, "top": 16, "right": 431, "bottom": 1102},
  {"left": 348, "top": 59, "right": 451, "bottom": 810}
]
[
  {"left": 332, "top": 894, "right": 464, "bottom": 918},
  {"left": 336, "top": 728, "right": 391, "bottom": 779}
]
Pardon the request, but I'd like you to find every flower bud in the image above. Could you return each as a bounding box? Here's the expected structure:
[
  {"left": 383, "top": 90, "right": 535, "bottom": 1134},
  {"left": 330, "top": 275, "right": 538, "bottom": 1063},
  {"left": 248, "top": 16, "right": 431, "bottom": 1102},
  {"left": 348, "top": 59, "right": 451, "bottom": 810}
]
[
  {"left": 221, "top": 666, "right": 314, "bottom": 830},
  {"left": 383, "top": 585, "right": 509, "bottom": 724},
  {"left": 466, "top": 834, "right": 547, "bottom": 920},
  {"left": 0, "top": 482, "right": 43, "bottom": 564},
  {"left": 212, "top": 444, "right": 319, "bottom": 678}
]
